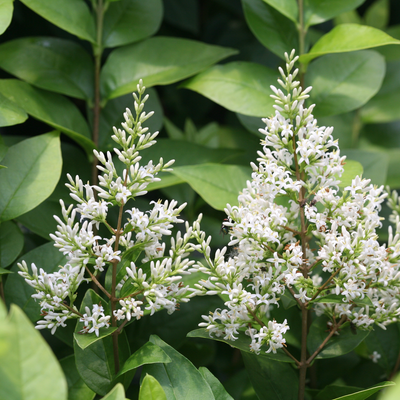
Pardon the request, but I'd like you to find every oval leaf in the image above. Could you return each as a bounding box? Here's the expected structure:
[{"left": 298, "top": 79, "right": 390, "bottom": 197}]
[
  {"left": 100, "top": 36, "right": 238, "bottom": 101},
  {"left": 242, "top": 0, "right": 298, "bottom": 59},
  {"left": 332, "top": 382, "right": 395, "bottom": 400},
  {"left": 19, "top": 0, "right": 96, "bottom": 43},
  {"left": 0, "top": 92, "right": 27, "bottom": 127},
  {"left": 0, "top": 221, "right": 23, "bottom": 268},
  {"left": 103, "top": 0, "right": 163, "bottom": 48},
  {"left": 139, "top": 375, "right": 167, "bottom": 400},
  {"left": 0, "top": 0, "right": 13, "bottom": 35},
  {"left": 262, "top": 0, "right": 298, "bottom": 23},
  {"left": 182, "top": 61, "right": 277, "bottom": 117},
  {"left": 199, "top": 367, "right": 234, "bottom": 400},
  {"left": 306, "top": 50, "right": 385, "bottom": 117},
  {"left": 170, "top": 163, "right": 252, "bottom": 210},
  {"left": 0, "top": 37, "right": 94, "bottom": 100},
  {"left": 0, "top": 79, "right": 93, "bottom": 154},
  {"left": 0, "top": 132, "right": 62, "bottom": 222},
  {"left": 299, "top": 24, "right": 400, "bottom": 65}
]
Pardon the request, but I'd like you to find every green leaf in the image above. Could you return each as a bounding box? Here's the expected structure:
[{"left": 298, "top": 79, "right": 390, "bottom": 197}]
[
  {"left": 304, "top": 0, "right": 366, "bottom": 27},
  {"left": 102, "top": 384, "right": 127, "bottom": 400},
  {"left": 299, "top": 24, "right": 400, "bottom": 66},
  {"left": 375, "top": 25, "right": 400, "bottom": 61},
  {"left": 0, "top": 132, "right": 62, "bottom": 222},
  {"left": 19, "top": 0, "right": 96, "bottom": 43},
  {"left": 187, "top": 328, "right": 294, "bottom": 363},
  {"left": 0, "top": 37, "right": 94, "bottom": 100},
  {"left": 306, "top": 50, "right": 385, "bottom": 118},
  {"left": 364, "top": 0, "right": 389, "bottom": 30},
  {"left": 170, "top": 164, "right": 251, "bottom": 210},
  {"left": 0, "top": 221, "right": 23, "bottom": 269},
  {"left": 360, "top": 59, "right": 400, "bottom": 123},
  {"left": 139, "top": 375, "right": 167, "bottom": 400},
  {"left": 103, "top": 0, "right": 163, "bottom": 48},
  {"left": 378, "top": 374, "right": 400, "bottom": 400},
  {"left": 142, "top": 335, "right": 215, "bottom": 399},
  {"left": 0, "top": 0, "right": 13, "bottom": 35},
  {"left": 199, "top": 367, "right": 234, "bottom": 400},
  {"left": 117, "top": 342, "right": 171, "bottom": 378},
  {"left": 0, "top": 267, "right": 12, "bottom": 275},
  {"left": 0, "top": 305, "right": 67, "bottom": 400},
  {"left": 242, "top": 0, "right": 298, "bottom": 59},
  {"left": 74, "top": 289, "right": 132, "bottom": 396},
  {"left": 60, "top": 355, "right": 96, "bottom": 400},
  {"left": 241, "top": 351, "right": 299, "bottom": 400},
  {"left": 307, "top": 315, "right": 370, "bottom": 359},
  {"left": 315, "top": 383, "right": 393, "bottom": 400},
  {"left": 0, "top": 92, "right": 27, "bottom": 127},
  {"left": 261, "top": 0, "right": 298, "bottom": 23},
  {"left": 3, "top": 242, "right": 67, "bottom": 323},
  {"left": 100, "top": 36, "right": 238, "bottom": 101},
  {"left": 331, "top": 382, "right": 394, "bottom": 399},
  {"left": 74, "top": 327, "right": 118, "bottom": 350},
  {"left": 337, "top": 160, "right": 364, "bottom": 189},
  {"left": 341, "top": 149, "right": 388, "bottom": 186},
  {"left": 0, "top": 80, "right": 93, "bottom": 153},
  {"left": 181, "top": 61, "right": 276, "bottom": 117}
]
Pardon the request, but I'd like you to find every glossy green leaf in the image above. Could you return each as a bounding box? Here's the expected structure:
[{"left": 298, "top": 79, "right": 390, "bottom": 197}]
[
  {"left": 170, "top": 164, "right": 251, "bottom": 210},
  {"left": 0, "top": 305, "right": 67, "bottom": 400},
  {"left": 0, "top": 0, "right": 13, "bottom": 35},
  {"left": 307, "top": 315, "right": 370, "bottom": 359},
  {"left": 181, "top": 61, "right": 276, "bottom": 117},
  {"left": 0, "top": 221, "right": 23, "bottom": 268},
  {"left": 341, "top": 149, "right": 388, "bottom": 185},
  {"left": 117, "top": 342, "right": 171, "bottom": 378},
  {"left": 142, "top": 335, "right": 215, "bottom": 399},
  {"left": 0, "top": 132, "right": 62, "bottom": 222},
  {"left": 3, "top": 242, "right": 67, "bottom": 323},
  {"left": 304, "top": 0, "right": 366, "bottom": 27},
  {"left": 60, "top": 355, "right": 96, "bottom": 400},
  {"left": 242, "top": 351, "right": 298, "bottom": 400},
  {"left": 331, "top": 382, "right": 394, "bottom": 399},
  {"left": 379, "top": 374, "right": 400, "bottom": 400},
  {"left": 242, "top": 0, "right": 298, "bottom": 59},
  {"left": 199, "top": 367, "right": 234, "bottom": 400},
  {"left": 364, "top": 0, "right": 389, "bottom": 30},
  {"left": 139, "top": 375, "right": 167, "bottom": 400},
  {"left": 261, "top": 0, "right": 298, "bottom": 22},
  {"left": 0, "top": 92, "right": 27, "bottom": 127},
  {"left": 19, "top": 0, "right": 96, "bottom": 43},
  {"left": 0, "top": 80, "right": 93, "bottom": 153},
  {"left": 315, "top": 382, "right": 393, "bottom": 400},
  {"left": 299, "top": 24, "right": 400, "bottom": 65},
  {"left": 100, "top": 36, "right": 238, "bottom": 101},
  {"left": 0, "top": 267, "right": 12, "bottom": 275},
  {"left": 0, "top": 37, "right": 94, "bottom": 100},
  {"left": 188, "top": 328, "right": 294, "bottom": 363},
  {"left": 103, "top": 0, "right": 162, "bottom": 48},
  {"left": 74, "top": 327, "right": 118, "bottom": 350},
  {"left": 337, "top": 160, "right": 364, "bottom": 189},
  {"left": 100, "top": 384, "right": 126, "bottom": 400},
  {"left": 360, "top": 59, "right": 400, "bottom": 123},
  {"left": 306, "top": 51, "right": 385, "bottom": 117},
  {"left": 74, "top": 290, "right": 132, "bottom": 396}
]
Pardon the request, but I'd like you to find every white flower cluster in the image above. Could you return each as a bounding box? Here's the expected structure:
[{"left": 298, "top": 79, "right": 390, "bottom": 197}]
[
  {"left": 191, "top": 50, "right": 400, "bottom": 355},
  {"left": 18, "top": 80, "right": 206, "bottom": 336}
]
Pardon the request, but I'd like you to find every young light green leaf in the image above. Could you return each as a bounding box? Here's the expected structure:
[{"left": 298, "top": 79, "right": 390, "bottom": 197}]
[
  {"left": 170, "top": 164, "right": 251, "bottom": 210},
  {"left": 331, "top": 381, "right": 394, "bottom": 399},
  {"left": 337, "top": 160, "right": 364, "bottom": 189},
  {"left": 304, "top": 0, "right": 366, "bottom": 27},
  {"left": 261, "top": 0, "right": 298, "bottom": 23},
  {"left": 181, "top": 61, "right": 277, "bottom": 117},
  {"left": 0, "top": 132, "right": 62, "bottom": 222},
  {"left": 100, "top": 36, "right": 238, "bottom": 101},
  {"left": 242, "top": 351, "right": 299, "bottom": 400},
  {"left": 0, "top": 92, "right": 27, "bottom": 127},
  {"left": 378, "top": 374, "right": 400, "bottom": 400},
  {"left": 199, "top": 367, "right": 234, "bottom": 400},
  {"left": 103, "top": 0, "right": 162, "bottom": 48},
  {"left": 116, "top": 342, "right": 171, "bottom": 378},
  {"left": 0, "top": 0, "right": 12, "bottom": 35},
  {"left": 60, "top": 355, "right": 96, "bottom": 400},
  {"left": 306, "top": 51, "right": 385, "bottom": 117},
  {"left": 360, "top": 59, "right": 400, "bottom": 123},
  {"left": 139, "top": 375, "right": 167, "bottom": 400},
  {"left": 19, "top": 0, "right": 96, "bottom": 43},
  {"left": 0, "top": 305, "right": 68, "bottom": 400},
  {"left": 299, "top": 24, "right": 400, "bottom": 65},
  {"left": 242, "top": 0, "right": 298, "bottom": 59},
  {"left": 0, "top": 80, "right": 93, "bottom": 154},
  {"left": 0, "top": 221, "right": 23, "bottom": 268},
  {"left": 142, "top": 335, "right": 215, "bottom": 399},
  {"left": 99, "top": 383, "right": 127, "bottom": 400},
  {"left": 0, "top": 37, "right": 94, "bottom": 100}
]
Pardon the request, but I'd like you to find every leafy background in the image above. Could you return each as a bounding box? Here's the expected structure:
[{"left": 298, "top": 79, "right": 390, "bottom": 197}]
[{"left": 2, "top": 0, "right": 400, "bottom": 399}]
